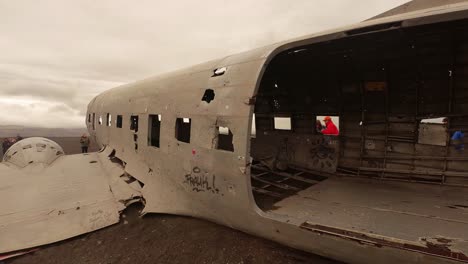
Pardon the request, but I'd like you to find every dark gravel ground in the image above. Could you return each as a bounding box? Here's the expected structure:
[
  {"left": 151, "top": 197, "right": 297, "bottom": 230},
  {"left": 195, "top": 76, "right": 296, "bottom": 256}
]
[
  {"left": 4, "top": 137, "right": 341, "bottom": 264},
  {"left": 7, "top": 205, "right": 339, "bottom": 264}
]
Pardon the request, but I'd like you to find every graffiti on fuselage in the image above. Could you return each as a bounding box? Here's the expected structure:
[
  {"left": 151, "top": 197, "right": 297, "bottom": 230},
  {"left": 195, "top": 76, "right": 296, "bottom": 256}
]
[{"left": 184, "top": 167, "right": 220, "bottom": 194}]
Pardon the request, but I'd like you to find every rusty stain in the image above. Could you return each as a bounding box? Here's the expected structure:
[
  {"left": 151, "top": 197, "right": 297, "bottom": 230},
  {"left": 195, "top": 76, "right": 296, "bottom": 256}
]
[{"left": 300, "top": 222, "right": 468, "bottom": 262}]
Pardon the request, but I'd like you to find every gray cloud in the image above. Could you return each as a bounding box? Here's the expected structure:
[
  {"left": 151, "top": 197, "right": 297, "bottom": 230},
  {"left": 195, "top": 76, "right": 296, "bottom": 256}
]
[{"left": 0, "top": 0, "right": 409, "bottom": 128}]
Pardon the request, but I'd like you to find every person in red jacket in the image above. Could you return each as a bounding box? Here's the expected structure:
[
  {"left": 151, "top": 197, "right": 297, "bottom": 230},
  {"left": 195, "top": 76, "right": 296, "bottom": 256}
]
[{"left": 320, "top": 116, "right": 339, "bottom": 136}]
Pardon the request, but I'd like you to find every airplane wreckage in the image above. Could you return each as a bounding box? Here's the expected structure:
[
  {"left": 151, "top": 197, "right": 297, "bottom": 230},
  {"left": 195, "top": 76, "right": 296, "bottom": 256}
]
[{"left": 2, "top": 1, "right": 468, "bottom": 263}]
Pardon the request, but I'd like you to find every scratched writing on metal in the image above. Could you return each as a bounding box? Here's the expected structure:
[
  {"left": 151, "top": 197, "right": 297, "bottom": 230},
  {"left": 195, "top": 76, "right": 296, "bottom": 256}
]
[{"left": 184, "top": 167, "right": 220, "bottom": 194}]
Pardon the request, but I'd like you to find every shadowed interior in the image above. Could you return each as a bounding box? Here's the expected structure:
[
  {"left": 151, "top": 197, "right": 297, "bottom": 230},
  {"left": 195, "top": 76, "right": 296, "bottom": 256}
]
[{"left": 249, "top": 18, "right": 468, "bottom": 260}]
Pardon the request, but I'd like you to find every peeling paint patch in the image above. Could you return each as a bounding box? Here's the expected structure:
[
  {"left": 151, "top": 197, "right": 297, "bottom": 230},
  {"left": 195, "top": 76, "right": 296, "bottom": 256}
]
[{"left": 300, "top": 222, "right": 468, "bottom": 262}]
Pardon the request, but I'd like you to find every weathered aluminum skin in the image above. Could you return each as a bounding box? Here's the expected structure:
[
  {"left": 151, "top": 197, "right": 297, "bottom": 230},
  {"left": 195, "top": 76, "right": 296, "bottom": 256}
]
[
  {"left": 1, "top": 2, "right": 467, "bottom": 263},
  {"left": 85, "top": 3, "right": 468, "bottom": 264},
  {"left": 0, "top": 138, "right": 141, "bottom": 253}
]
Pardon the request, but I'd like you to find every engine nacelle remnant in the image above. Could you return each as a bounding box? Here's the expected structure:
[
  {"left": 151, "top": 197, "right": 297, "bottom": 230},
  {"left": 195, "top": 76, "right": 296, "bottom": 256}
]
[{"left": 2, "top": 137, "right": 65, "bottom": 168}]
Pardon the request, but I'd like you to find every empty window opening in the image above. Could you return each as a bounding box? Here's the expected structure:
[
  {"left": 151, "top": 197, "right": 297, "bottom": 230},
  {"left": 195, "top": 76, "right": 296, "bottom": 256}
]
[
  {"left": 175, "top": 118, "right": 191, "bottom": 143},
  {"left": 274, "top": 117, "right": 292, "bottom": 131},
  {"left": 418, "top": 117, "right": 448, "bottom": 146},
  {"left": 148, "top": 114, "right": 161, "bottom": 148},
  {"left": 202, "top": 89, "right": 215, "bottom": 103},
  {"left": 130, "top": 115, "right": 139, "bottom": 132},
  {"left": 116, "top": 115, "right": 123, "bottom": 128},
  {"left": 98, "top": 116, "right": 103, "bottom": 125},
  {"left": 212, "top": 67, "right": 227, "bottom": 77},
  {"left": 316, "top": 116, "right": 340, "bottom": 135},
  {"left": 88, "top": 114, "right": 91, "bottom": 123},
  {"left": 106, "top": 113, "right": 112, "bottom": 127},
  {"left": 216, "top": 126, "right": 234, "bottom": 152}
]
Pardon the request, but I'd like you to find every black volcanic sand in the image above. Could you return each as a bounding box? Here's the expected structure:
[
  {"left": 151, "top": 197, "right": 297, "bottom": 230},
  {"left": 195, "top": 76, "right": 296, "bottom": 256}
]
[{"left": 5, "top": 137, "right": 341, "bottom": 264}]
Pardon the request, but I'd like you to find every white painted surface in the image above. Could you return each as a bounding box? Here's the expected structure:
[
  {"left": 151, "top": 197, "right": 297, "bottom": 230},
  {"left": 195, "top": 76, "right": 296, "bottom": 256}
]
[{"left": 0, "top": 151, "right": 130, "bottom": 253}]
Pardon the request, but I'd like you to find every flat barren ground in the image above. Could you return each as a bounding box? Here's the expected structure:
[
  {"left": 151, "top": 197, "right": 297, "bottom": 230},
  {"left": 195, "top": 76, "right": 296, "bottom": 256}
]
[{"left": 3, "top": 137, "right": 340, "bottom": 264}]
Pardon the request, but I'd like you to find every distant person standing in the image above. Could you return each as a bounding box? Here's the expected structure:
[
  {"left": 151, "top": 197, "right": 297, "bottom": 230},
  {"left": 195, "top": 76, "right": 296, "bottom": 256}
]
[
  {"left": 451, "top": 130, "right": 464, "bottom": 152},
  {"left": 1, "top": 139, "right": 7, "bottom": 156},
  {"left": 2, "top": 138, "right": 12, "bottom": 156},
  {"left": 80, "top": 134, "right": 90, "bottom": 153},
  {"left": 320, "top": 116, "right": 339, "bottom": 136}
]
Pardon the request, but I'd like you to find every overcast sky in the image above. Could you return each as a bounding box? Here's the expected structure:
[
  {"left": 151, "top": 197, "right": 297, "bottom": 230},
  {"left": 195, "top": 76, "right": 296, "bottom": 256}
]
[{"left": 0, "top": 0, "right": 409, "bottom": 128}]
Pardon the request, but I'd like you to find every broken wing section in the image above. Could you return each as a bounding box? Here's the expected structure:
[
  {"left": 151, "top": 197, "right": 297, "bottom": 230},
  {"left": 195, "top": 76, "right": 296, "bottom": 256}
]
[{"left": 0, "top": 148, "right": 141, "bottom": 253}]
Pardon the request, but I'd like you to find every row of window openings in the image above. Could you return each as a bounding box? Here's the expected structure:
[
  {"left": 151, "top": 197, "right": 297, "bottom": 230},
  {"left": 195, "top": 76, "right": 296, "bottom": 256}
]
[
  {"left": 253, "top": 115, "right": 450, "bottom": 147},
  {"left": 89, "top": 113, "right": 446, "bottom": 133},
  {"left": 89, "top": 113, "right": 329, "bottom": 142},
  {"left": 251, "top": 115, "right": 340, "bottom": 134},
  {"left": 88, "top": 114, "right": 233, "bottom": 152},
  {"left": 257, "top": 115, "right": 444, "bottom": 130}
]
